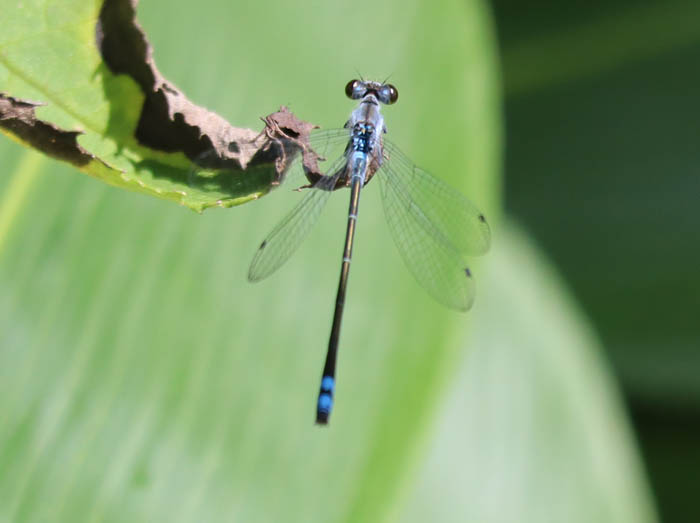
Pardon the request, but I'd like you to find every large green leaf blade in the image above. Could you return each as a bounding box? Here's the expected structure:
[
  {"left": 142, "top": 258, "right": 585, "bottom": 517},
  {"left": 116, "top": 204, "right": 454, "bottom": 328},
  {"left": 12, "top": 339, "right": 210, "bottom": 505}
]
[
  {"left": 1, "top": 0, "right": 501, "bottom": 519},
  {"left": 399, "top": 223, "right": 657, "bottom": 523}
]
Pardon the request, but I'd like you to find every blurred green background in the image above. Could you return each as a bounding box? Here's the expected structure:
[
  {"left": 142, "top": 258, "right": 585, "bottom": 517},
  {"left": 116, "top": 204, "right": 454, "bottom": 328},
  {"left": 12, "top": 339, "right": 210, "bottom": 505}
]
[
  {"left": 493, "top": 1, "right": 700, "bottom": 521},
  {"left": 1, "top": 0, "right": 694, "bottom": 521}
]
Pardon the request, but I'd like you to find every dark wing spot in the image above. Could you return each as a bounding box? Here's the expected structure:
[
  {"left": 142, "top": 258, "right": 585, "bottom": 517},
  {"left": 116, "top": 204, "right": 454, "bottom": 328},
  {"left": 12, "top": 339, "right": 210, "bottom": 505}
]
[
  {"left": 478, "top": 214, "right": 486, "bottom": 223},
  {"left": 464, "top": 267, "right": 472, "bottom": 278},
  {"left": 260, "top": 240, "right": 267, "bottom": 249}
]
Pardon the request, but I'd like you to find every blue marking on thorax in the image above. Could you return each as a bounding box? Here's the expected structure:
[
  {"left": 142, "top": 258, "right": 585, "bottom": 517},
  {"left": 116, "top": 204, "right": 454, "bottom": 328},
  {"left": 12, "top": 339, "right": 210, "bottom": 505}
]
[
  {"left": 352, "top": 123, "right": 374, "bottom": 154},
  {"left": 350, "top": 123, "right": 374, "bottom": 184}
]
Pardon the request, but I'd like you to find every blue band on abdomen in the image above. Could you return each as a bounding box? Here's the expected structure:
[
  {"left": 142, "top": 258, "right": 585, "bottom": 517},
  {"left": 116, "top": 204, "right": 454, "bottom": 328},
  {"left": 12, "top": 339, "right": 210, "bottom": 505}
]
[
  {"left": 321, "top": 376, "right": 335, "bottom": 393},
  {"left": 317, "top": 393, "right": 333, "bottom": 414}
]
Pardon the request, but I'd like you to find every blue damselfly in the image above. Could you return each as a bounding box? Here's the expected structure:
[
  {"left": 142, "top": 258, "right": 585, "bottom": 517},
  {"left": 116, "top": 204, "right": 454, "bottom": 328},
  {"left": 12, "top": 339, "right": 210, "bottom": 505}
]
[{"left": 247, "top": 80, "right": 491, "bottom": 424}]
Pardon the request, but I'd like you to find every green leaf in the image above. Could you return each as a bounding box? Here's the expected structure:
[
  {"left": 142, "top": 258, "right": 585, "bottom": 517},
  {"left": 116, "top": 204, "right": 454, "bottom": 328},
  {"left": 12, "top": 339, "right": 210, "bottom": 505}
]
[
  {"left": 399, "top": 223, "right": 657, "bottom": 523},
  {"left": 0, "top": 0, "right": 308, "bottom": 212}
]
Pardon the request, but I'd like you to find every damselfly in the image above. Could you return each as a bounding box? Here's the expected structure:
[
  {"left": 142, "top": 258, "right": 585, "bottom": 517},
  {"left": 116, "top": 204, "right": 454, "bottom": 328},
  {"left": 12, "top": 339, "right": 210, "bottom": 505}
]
[{"left": 248, "top": 80, "right": 491, "bottom": 424}]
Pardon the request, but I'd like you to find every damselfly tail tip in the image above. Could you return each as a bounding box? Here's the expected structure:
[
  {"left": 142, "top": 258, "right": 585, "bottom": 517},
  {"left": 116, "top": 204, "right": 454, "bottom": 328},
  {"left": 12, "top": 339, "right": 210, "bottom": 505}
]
[
  {"left": 315, "top": 375, "right": 335, "bottom": 425},
  {"left": 316, "top": 401, "right": 331, "bottom": 424}
]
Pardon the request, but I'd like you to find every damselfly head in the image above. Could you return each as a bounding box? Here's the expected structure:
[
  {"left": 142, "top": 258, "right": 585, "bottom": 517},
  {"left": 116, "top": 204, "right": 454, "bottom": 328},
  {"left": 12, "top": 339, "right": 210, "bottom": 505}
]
[{"left": 345, "top": 79, "right": 399, "bottom": 105}]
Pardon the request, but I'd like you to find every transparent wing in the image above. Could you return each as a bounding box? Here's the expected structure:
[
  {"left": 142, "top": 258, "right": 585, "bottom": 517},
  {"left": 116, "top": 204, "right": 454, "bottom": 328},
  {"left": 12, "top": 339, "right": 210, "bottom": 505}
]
[
  {"left": 377, "top": 140, "right": 491, "bottom": 311},
  {"left": 307, "top": 128, "right": 352, "bottom": 150},
  {"left": 247, "top": 153, "right": 348, "bottom": 282},
  {"left": 381, "top": 139, "right": 491, "bottom": 256},
  {"left": 280, "top": 128, "right": 352, "bottom": 189}
]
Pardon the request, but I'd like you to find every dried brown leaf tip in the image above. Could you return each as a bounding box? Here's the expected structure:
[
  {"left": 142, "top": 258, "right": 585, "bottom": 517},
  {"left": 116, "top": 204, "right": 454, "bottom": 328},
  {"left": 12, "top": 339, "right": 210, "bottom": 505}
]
[
  {"left": 262, "top": 106, "right": 322, "bottom": 181},
  {"left": 96, "top": 0, "right": 317, "bottom": 175},
  {"left": 0, "top": 93, "right": 108, "bottom": 169}
]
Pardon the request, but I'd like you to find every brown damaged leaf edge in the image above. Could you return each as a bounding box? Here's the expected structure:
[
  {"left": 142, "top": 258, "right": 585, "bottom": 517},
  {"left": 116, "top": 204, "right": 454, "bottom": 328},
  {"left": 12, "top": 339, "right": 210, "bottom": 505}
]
[
  {"left": 96, "top": 0, "right": 321, "bottom": 179},
  {"left": 0, "top": 93, "right": 109, "bottom": 168}
]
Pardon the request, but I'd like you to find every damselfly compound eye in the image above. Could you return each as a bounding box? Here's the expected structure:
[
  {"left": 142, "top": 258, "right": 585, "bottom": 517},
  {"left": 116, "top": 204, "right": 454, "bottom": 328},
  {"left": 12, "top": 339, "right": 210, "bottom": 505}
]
[
  {"left": 345, "top": 79, "right": 360, "bottom": 99},
  {"left": 386, "top": 84, "right": 398, "bottom": 104}
]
